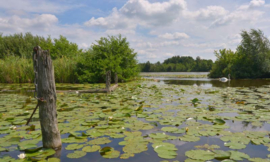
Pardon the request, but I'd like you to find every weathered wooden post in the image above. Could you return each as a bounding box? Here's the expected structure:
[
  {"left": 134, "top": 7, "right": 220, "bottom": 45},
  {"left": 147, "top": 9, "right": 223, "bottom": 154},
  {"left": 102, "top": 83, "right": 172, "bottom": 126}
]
[
  {"left": 33, "top": 46, "right": 62, "bottom": 149},
  {"left": 106, "top": 70, "right": 111, "bottom": 93}
]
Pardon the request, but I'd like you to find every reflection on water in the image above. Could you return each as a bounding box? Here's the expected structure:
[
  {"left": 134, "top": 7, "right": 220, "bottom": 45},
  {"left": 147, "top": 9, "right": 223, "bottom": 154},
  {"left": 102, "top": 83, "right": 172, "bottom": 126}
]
[
  {"left": 141, "top": 72, "right": 210, "bottom": 75},
  {"left": 163, "top": 79, "right": 270, "bottom": 88}
]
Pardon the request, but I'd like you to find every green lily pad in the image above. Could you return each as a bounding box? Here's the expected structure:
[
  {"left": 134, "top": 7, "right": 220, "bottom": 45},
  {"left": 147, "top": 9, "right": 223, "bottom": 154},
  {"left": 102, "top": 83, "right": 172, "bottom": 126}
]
[
  {"left": 185, "top": 150, "right": 215, "bottom": 161},
  {"left": 100, "top": 147, "right": 120, "bottom": 159},
  {"left": 161, "top": 127, "right": 178, "bottom": 132},
  {"left": 65, "top": 144, "right": 84, "bottom": 150},
  {"left": 180, "top": 135, "right": 200, "bottom": 142},
  {"left": 82, "top": 145, "right": 100, "bottom": 152},
  {"left": 67, "top": 151, "right": 86, "bottom": 159},
  {"left": 229, "top": 151, "right": 250, "bottom": 160},
  {"left": 224, "top": 142, "right": 246, "bottom": 149}
]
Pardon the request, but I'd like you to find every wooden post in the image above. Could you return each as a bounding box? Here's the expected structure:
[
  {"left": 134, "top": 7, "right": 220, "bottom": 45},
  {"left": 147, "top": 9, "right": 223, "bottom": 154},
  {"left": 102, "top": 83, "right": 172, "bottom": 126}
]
[
  {"left": 33, "top": 46, "right": 62, "bottom": 149},
  {"left": 114, "top": 73, "right": 118, "bottom": 84},
  {"left": 106, "top": 70, "right": 111, "bottom": 93}
]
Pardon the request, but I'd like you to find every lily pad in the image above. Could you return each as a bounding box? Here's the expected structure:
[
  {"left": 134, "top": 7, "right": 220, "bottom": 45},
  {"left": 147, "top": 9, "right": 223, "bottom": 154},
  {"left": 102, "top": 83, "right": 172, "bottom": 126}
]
[{"left": 67, "top": 151, "right": 86, "bottom": 159}]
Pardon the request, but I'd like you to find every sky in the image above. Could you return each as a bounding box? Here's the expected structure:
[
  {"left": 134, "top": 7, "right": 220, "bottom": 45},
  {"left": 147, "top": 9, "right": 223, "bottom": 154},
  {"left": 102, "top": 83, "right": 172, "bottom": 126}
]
[{"left": 0, "top": 0, "right": 269, "bottom": 63}]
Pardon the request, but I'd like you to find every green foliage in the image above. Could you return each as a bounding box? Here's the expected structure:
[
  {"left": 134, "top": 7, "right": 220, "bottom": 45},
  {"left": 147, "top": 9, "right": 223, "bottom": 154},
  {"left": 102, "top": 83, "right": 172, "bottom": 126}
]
[
  {"left": 140, "top": 56, "right": 213, "bottom": 72},
  {"left": 209, "top": 29, "right": 270, "bottom": 78},
  {"left": 76, "top": 35, "right": 139, "bottom": 83},
  {"left": 0, "top": 32, "right": 81, "bottom": 59},
  {"left": 0, "top": 56, "right": 34, "bottom": 83},
  {"left": 0, "top": 56, "right": 77, "bottom": 83}
]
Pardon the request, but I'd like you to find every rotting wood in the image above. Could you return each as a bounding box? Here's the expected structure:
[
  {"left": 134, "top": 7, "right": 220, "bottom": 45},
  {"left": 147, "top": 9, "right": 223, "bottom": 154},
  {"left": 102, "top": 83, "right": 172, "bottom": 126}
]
[{"left": 33, "top": 46, "right": 62, "bottom": 149}]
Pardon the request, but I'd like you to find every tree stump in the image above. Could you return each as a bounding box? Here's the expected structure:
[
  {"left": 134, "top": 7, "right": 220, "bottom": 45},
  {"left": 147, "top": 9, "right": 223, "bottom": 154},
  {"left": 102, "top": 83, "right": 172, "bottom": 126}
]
[
  {"left": 106, "top": 70, "right": 111, "bottom": 93},
  {"left": 33, "top": 46, "right": 62, "bottom": 149}
]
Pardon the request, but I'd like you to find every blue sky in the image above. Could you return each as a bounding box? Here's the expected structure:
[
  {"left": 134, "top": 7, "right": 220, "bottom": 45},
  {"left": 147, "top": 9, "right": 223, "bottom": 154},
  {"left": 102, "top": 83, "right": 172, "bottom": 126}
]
[{"left": 0, "top": 0, "right": 269, "bottom": 63}]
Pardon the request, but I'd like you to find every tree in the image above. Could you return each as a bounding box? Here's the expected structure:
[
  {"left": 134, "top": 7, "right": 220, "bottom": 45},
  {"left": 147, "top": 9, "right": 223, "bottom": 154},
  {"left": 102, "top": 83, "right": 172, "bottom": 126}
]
[
  {"left": 209, "top": 29, "right": 270, "bottom": 78},
  {"left": 76, "top": 35, "right": 139, "bottom": 83}
]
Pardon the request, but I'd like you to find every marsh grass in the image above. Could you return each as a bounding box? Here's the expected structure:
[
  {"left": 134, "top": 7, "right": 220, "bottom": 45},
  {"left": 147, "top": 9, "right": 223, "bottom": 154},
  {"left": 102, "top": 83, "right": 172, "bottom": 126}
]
[
  {"left": 53, "top": 56, "right": 78, "bottom": 83},
  {"left": 0, "top": 56, "right": 34, "bottom": 83},
  {"left": 0, "top": 56, "right": 78, "bottom": 83}
]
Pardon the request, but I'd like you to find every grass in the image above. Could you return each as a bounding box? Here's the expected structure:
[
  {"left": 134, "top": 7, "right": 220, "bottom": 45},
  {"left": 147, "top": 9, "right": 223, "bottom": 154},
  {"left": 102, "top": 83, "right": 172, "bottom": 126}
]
[{"left": 0, "top": 56, "right": 78, "bottom": 83}]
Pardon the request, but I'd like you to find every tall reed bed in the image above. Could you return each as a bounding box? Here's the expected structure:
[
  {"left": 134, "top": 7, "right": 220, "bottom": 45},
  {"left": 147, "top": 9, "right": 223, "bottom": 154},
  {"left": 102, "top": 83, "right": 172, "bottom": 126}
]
[
  {"left": 0, "top": 56, "right": 34, "bottom": 83},
  {"left": 0, "top": 56, "right": 78, "bottom": 83},
  {"left": 53, "top": 56, "right": 78, "bottom": 83}
]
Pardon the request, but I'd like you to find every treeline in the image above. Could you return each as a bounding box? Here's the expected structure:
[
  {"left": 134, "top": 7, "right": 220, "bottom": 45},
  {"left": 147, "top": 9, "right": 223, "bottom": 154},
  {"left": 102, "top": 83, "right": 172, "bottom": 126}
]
[
  {"left": 0, "top": 33, "right": 81, "bottom": 59},
  {"left": 0, "top": 33, "right": 139, "bottom": 83},
  {"left": 140, "top": 56, "right": 213, "bottom": 72},
  {"left": 209, "top": 29, "right": 270, "bottom": 79}
]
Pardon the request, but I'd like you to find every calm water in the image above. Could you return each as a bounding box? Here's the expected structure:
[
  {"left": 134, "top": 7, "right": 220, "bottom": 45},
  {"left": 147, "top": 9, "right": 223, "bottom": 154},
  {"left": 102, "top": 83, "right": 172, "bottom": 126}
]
[
  {"left": 1, "top": 73, "right": 270, "bottom": 162},
  {"left": 142, "top": 72, "right": 270, "bottom": 88},
  {"left": 141, "top": 72, "right": 210, "bottom": 75}
]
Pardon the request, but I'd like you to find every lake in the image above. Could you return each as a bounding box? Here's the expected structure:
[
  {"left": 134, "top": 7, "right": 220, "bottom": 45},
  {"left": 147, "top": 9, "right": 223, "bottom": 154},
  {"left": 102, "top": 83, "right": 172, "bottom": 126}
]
[{"left": 1, "top": 73, "right": 270, "bottom": 162}]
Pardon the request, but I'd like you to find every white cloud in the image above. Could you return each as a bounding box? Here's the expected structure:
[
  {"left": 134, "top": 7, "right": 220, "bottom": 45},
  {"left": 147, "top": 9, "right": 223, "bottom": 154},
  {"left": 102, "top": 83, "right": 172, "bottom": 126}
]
[
  {"left": 158, "top": 32, "right": 189, "bottom": 39},
  {"left": 84, "top": 8, "right": 135, "bottom": 29},
  {"left": 187, "top": 6, "right": 228, "bottom": 21},
  {"left": 0, "top": 0, "right": 82, "bottom": 14},
  {"left": 239, "top": 0, "right": 266, "bottom": 10},
  {"left": 120, "top": 0, "right": 187, "bottom": 26},
  {"left": 1, "top": 0, "right": 270, "bottom": 63},
  {"left": 160, "top": 41, "right": 180, "bottom": 46},
  {"left": 0, "top": 14, "right": 58, "bottom": 33},
  {"left": 84, "top": 0, "right": 187, "bottom": 29},
  {"left": 105, "top": 29, "right": 135, "bottom": 35},
  {"left": 250, "top": 0, "right": 265, "bottom": 7},
  {"left": 210, "top": 10, "right": 263, "bottom": 27}
]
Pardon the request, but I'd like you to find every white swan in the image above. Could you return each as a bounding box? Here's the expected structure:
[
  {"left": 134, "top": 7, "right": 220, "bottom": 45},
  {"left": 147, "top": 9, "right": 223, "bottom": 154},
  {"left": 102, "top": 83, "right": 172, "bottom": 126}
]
[{"left": 219, "top": 74, "right": 230, "bottom": 82}]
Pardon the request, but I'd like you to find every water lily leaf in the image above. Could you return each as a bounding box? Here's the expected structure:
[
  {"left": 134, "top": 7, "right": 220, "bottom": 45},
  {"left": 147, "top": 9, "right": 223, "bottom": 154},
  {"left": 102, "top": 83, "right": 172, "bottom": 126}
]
[
  {"left": 185, "top": 150, "right": 215, "bottom": 161},
  {"left": 100, "top": 147, "right": 120, "bottom": 159},
  {"left": 185, "top": 158, "right": 204, "bottom": 162},
  {"left": 180, "top": 135, "right": 200, "bottom": 142},
  {"left": 224, "top": 142, "right": 246, "bottom": 149},
  {"left": 82, "top": 145, "right": 100, "bottom": 152},
  {"left": 67, "top": 151, "right": 86, "bottom": 159},
  {"left": 229, "top": 151, "right": 250, "bottom": 160},
  {"left": 213, "top": 119, "right": 225, "bottom": 125},
  {"left": 26, "top": 148, "right": 56, "bottom": 157},
  {"left": 65, "top": 144, "right": 84, "bottom": 150},
  {"left": 213, "top": 150, "right": 230, "bottom": 159},
  {"left": 249, "top": 158, "right": 270, "bottom": 162},
  {"left": 153, "top": 142, "right": 178, "bottom": 159},
  {"left": 149, "top": 133, "right": 167, "bottom": 139},
  {"left": 88, "top": 137, "right": 111, "bottom": 145},
  {"left": 48, "top": 157, "right": 61, "bottom": 162},
  {"left": 161, "top": 127, "right": 178, "bottom": 132},
  {"left": 62, "top": 137, "right": 87, "bottom": 143}
]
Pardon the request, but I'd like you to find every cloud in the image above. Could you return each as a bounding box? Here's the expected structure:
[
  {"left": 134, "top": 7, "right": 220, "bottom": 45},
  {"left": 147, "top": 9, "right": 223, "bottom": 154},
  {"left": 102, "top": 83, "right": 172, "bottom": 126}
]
[
  {"left": 250, "top": 0, "right": 265, "bottom": 7},
  {"left": 160, "top": 41, "right": 180, "bottom": 46},
  {"left": 187, "top": 6, "right": 228, "bottom": 21},
  {"left": 0, "top": 14, "right": 58, "bottom": 33},
  {"left": 105, "top": 29, "right": 135, "bottom": 35},
  {"left": 0, "top": 0, "right": 82, "bottom": 14},
  {"left": 120, "top": 0, "right": 187, "bottom": 26},
  {"left": 239, "top": 0, "right": 266, "bottom": 10},
  {"left": 158, "top": 32, "right": 189, "bottom": 39},
  {"left": 210, "top": 10, "right": 263, "bottom": 27},
  {"left": 84, "top": 8, "right": 135, "bottom": 29},
  {"left": 84, "top": 0, "right": 187, "bottom": 29}
]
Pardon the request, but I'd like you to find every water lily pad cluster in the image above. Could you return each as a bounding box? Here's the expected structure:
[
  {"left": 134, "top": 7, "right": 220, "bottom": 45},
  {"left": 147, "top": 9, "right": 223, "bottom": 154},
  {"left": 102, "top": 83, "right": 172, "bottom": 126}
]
[{"left": 1, "top": 82, "right": 270, "bottom": 161}]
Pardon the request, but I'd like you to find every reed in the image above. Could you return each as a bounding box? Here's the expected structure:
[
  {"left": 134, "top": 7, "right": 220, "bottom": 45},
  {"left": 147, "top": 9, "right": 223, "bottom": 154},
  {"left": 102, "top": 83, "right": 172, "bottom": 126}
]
[{"left": 0, "top": 56, "right": 78, "bottom": 83}]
